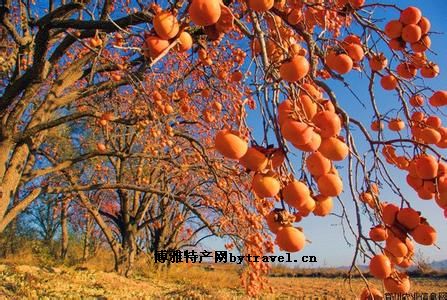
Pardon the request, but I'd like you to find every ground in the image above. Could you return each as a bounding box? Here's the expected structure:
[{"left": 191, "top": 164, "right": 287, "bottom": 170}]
[{"left": 0, "top": 263, "right": 446, "bottom": 299}]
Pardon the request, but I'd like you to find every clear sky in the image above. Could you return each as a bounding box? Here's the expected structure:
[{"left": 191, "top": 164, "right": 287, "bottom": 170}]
[{"left": 206, "top": 0, "right": 447, "bottom": 268}]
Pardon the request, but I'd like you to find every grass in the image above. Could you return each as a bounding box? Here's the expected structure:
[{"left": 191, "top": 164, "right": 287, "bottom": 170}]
[{"left": 1, "top": 245, "right": 447, "bottom": 299}]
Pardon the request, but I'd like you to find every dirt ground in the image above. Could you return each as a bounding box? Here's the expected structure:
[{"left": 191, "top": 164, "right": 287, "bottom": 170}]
[{"left": 1, "top": 263, "right": 446, "bottom": 299}]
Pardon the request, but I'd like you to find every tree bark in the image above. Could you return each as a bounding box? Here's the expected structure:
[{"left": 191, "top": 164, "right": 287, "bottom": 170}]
[
  {"left": 115, "top": 228, "right": 137, "bottom": 277},
  {"left": 82, "top": 216, "right": 92, "bottom": 261},
  {"left": 0, "top": 143, "right": 33, "bottom": 233},
  {"left": 60, "top": 197, "right": 68, "bottom": 259}
]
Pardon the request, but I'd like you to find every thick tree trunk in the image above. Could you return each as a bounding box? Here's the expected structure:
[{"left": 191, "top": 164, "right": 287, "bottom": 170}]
[
  {"left": 60, "top": 198, "right": 68, "bottom": 259},
  {"left": 115, "top": 228, "right": 137, "bottom": 277},
  {"left": 0, "top": 143, "right": 36, "bottom": 234}
]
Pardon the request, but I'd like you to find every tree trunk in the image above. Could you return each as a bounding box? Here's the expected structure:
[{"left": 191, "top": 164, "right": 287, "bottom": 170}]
[
  {"left": 60, "top": 198, "right": 68, "bottom": 259},
  {"left": 82, "top": 217, "right": 91, "bottom": 261},
  {"left": 0, "top": 143, "right": 38, "bottom": 234},
  {"left": 115, "top": 228, "right": 137, "bottom": 277}
]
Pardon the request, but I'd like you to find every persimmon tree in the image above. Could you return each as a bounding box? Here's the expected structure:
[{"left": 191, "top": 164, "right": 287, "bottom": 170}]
[
  {"left": 43, "top": 88, "right": 267, "bottom": 276},
  {"left": 1, "top": 0, "right": 446, "bottom": 297}
]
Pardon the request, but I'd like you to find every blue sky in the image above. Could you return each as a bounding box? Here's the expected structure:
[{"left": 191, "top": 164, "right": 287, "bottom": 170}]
[{"left": 206, "top": 0, "right": 447, "bottom": 267}]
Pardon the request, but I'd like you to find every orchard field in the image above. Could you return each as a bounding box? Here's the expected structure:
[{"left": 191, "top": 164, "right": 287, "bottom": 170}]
[{"left": 1, "top": 0, "right": 447, "bottom": 298}]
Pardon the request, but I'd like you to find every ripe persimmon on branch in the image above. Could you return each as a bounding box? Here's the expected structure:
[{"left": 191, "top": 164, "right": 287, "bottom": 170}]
[{"left": 0, "top": 0, "right": 446, "bottom": 297}]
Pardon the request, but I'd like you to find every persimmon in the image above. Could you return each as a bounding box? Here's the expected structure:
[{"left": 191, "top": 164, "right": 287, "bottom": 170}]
[
  {"left": 398, "top": 256, "right": 413, "bottom": 269},
  {"left": 437, "top": 177, "right": 447, "bottom": 194},
  {"left": 384, "top": 20, "right": 403, "bottom": 39},
  {"left": 231, "top": 70, "right": 244, "bottom": 82},
  {"left": 321, "top": 100, "right": 336, "bottom": 112},
  {"left": 214, "top": 129, "right": 248, "bottom": 159},
  {"left": 419, "top": 127, "right": 442, "bottom": 144},
  {"left": 144, "top": 35, "right": 170, "bottom": 58},
  {"left": 388, "top": 225, "right": 407, "bottom": 241},
  {"left": 312, "top": 111, "right": 341, "bottom": 138},
  {"left": 163, "top": 104, "right": 174, "bottom": 114},
  {"left": 385, "top": 236, "right": 408, "bottom": 258},
  {"left": 101, "top": 112, "right": 114, "bottom": 121},
  {"left": 435, "top": 192, "right": 447, "bottom": 209},
  {"left": 417, "top": 187, "right": 434, "bottom": 200},
  {"left": 248, "top": 0, "right": 274, "bottom": 12},
  {"left": 411, "top": 35, "right": 431, "bottom": 52},
  {"left": 384, "top": 272, "right": 411, "bottom": 294},
  {"left": 369, "top": 254, "right": 392, "bottom": 279},
  {"left": 153, "top": 11, "right": 179, "bottom": 40},
  {"left": 416, "top": 155, "right": 438, "bottom": 180},
  {"left": 297, "top": 94, "right": 318, "bottom": 120},
  {"left": 422, "top": 180, "right": 436, "bottom": 194},
  {"left": 293, "top": 132, "right": 321, "bottom": 152},
  {"left": 387, "top": 254, "right": 405, "bottom": 266},
  {"left": 409, "top": 52, "right": 427, "bottom": 68},
  {"left": 252, "top": 173, "right": 281, "bottom": 198},
  {"left": 301, "top": 83, "right": 323, "bottom": 99},
  {"left": 212, "top": 101, "right": 223, "bottom": 111},
  {"left": 359, "top": 287, "right": 383, "bottom": 300},
  {"left": 396, "top": 63, "right": 417, "bottom": 79},
  {"left": 327, "top": 53, "right": 353, "bottom": 74},
  {"left": 317, "top": 173, "right": 343, "bottom": 197},
  {"left": 265, "top": 209, "right": 284, "bottom": 233},
  {"left": 306, "top": 151, "right": 331, "bottom": 177},
  {"left": 89, "top": 36, "right": 103, "bottom": 48},
  {"left": 380, "top": 75, "right": 398, "bottom": 90},
  {"left": 400, "top": 6, "right": 422, "bottom": 25},
  {"left": 313, "top": 195, "right": 333, "bottom": 217},
  {"left": 401, "top": 24, "right": 422, "bottom": 43},
  {"left": 369, "top": 225, "right": 388, "bottom": 242},
  {"left": 344, "top": 43, "right": 364, "bottom": 62},
  {"left": 395, "top": 156, "right": 410, "bottom": 170},
  {"left": 388, "top": 38, "right": 406, "bottom": 51},
  {"left": 110, "top": 72, "right": 121, "bottom": 82},
  {"left": 371, "top": 120, "right": 383, "bottom": 131},
  {"left": 418, "top": 16, "right": 431, "bottom": 34},
  {"left": 409, "top": 94, "right": 424, "bottom": 107},
  {"left": 420, "top": 62, "right": 440, "bottom": 78},
  {"left": 189, "top": 0, "right": 221, "bottom": 26},
  {"left": 176, "top": 32, "right": 193, "bottom": 52},
  {"left": 343, "top": 35, "right": 362, "bottom": 45},
  {"left": 281, "top": 120, "right": 314, "bottom": 145},
  {"left": 348, "top": 0, "right": 364, "bottom": 9},
  {"left": 388, "top": 119, "right": 405, "bottom": 131},
  {"left": 397, "top": 208, "right": 420, "bottom": 229},
  {"left": 97, "top": 143, "right": 107, "bottom": 153},
  {"left": 411, "top": 111, "right": 425, "bottom": 122},
  {"left": 438, "top": 162, "right": 447, "bottom": 176},
  {"left": 410, "top": 223, "right": 437, "bottom": 245},
  {"left": 318, "top": 137, "right": 349, "bottom": 161},
  {"left": 360, "top": 192, "right": 375, "bottom": 207},
  {"left": 99, "top": 118, "right": 108, "bottom": 126},
  {"left": 426, "top": 115, "right": 442, "bottom": 128},
  {"left": 283, "top": 180, "right": 311, "bottom": 209},
  {"left": 369, "top": 53, "right": 388, "bottom": 71},
  {"left": 275, "top": 226, "right": 306, "bottom": 252},
  {"left": 298, "top": 197, "right": 316, "bottom": 216},
  {"left": 239, "top": 147, "right": 268, "bottom": 171},
  {"left": 429, "top": 90, "right": 447, "bottom": 107},
  {"left": 382, "top": 203, "right": 399, "bottom": 225},
  {"left": 277, "top": 100, "right": 293, "bottom": 125},
  {"left": 279, "top": 55, "right": 310, "bottom": 82}
]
